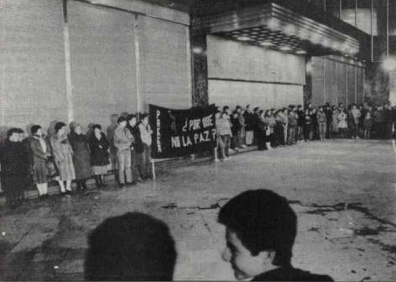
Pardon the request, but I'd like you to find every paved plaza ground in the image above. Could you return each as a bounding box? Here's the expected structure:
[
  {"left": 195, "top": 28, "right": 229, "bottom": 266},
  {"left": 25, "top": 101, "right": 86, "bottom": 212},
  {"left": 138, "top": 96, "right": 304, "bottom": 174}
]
[{"left": 0, "top": 139, "right": 395, "bottom": 281}]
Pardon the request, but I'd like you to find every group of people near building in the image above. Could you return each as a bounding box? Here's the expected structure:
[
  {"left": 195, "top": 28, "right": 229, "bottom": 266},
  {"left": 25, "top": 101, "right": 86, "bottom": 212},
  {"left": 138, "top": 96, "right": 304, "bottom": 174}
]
[
  {"left": 0, "top": 113, "right": 153, "bottom": 208},
  {"left": 215, "top": 102, "right": 396, "bottom": 161}
]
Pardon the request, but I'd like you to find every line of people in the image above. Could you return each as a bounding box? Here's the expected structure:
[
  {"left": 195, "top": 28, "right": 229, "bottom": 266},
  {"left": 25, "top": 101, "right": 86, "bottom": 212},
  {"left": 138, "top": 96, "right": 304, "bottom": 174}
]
[
  {"left": 0, "top": 113, "right": 153, "bottom": 208},
  {"left": 215, "top": 102, "right": 396, "bottom": 161}
]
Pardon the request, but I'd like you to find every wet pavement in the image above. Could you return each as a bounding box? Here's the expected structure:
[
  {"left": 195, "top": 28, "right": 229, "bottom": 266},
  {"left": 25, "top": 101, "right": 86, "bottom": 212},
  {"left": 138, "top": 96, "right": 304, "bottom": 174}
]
[{"left": 0, "top": 139, "right": 396, "bottom": 281}]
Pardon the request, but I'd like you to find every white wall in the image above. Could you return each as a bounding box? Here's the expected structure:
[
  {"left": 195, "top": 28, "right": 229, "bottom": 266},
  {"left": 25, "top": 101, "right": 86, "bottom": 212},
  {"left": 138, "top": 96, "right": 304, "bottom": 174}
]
[{"left": 207, "top": 35, "right": 305, "bottom": 109}]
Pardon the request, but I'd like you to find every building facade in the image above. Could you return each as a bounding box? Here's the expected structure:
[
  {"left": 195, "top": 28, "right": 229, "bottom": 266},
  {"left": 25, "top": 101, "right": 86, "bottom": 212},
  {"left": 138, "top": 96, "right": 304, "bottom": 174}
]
[{"left": 0, "top": 0, "right": 395, "bottom": 132}]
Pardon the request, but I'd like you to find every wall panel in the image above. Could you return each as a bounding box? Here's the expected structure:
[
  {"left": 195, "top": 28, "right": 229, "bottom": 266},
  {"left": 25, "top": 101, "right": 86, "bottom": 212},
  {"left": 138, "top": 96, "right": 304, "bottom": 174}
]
[
  {"left": 312, "top": 56, "right": 365, "bottom": 107},
  {"left": 68, "top": 1, "right": 137, "bottom": 129},
  {"left": 0, "top": 0, "right": 67, "bottom": 129},
  {"left": 312, "top": 57, "right": 325, "bottom": 106},
  {"left": 207, "top": 36, "right": 305, "bottom": 85},
  {"left": 346, "top": 65, "right": 356, "bottom": 105},
  {"left": 208, "top": 80, "right": 303, "bottom": 110},
  {"left": 139, "top": 16, "right": 191, "bottom": 111}
]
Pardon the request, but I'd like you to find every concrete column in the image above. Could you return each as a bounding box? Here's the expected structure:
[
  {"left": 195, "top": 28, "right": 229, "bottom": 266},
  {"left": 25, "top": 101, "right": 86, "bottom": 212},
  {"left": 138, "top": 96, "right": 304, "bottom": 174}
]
[{"left": 190, "top": 19, "right": 209, "bottom": 107}]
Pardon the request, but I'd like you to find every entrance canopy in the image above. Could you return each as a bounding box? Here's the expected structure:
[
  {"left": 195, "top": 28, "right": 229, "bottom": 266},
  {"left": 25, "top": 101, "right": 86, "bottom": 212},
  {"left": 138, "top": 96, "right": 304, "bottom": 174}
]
[{"left": 195, "top": 2, "right": 360, "bottom": 57}]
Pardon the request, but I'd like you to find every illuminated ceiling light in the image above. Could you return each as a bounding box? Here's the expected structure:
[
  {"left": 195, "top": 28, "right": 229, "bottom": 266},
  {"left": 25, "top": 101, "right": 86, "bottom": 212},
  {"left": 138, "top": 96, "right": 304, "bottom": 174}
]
[
  {"left": 383, "top": 56, "right": 396, "bottom": 72},
  {"left": 260, "top": 41, "right": 273, "bottom": 46},
  {"left": 192, "top": 47, "right": 203, "bottom": 54},
  {"left": 267, "top": 18, "right": 280, "bottom": 30},
  {"left": 321, "top": 39, "right": 331, "bottom": 48},
  {"left": 296, "top": 50, "right": 307, "bottom": 55},
  {"left": 310, "top": 34, "right": 321, "bottom": 44},
  {"left": 280, "top": 46, "right": 292, "bottom": 51},
  {"left": 299, "top": 29, "right": 310, "bottom": 40},
  {"left": 284, "top": 24, "right": 296, "bottom": 36},
  {"left": 237, "top": 36, "right": 250, "bottom": 41}
]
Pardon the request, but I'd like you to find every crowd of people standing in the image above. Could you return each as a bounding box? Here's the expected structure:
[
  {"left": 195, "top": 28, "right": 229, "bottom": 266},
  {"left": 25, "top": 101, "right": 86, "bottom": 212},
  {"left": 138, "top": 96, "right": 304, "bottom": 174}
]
[
  {"left": 215, "top": 102, "right": 396, "bottom": 161},
  {"left": 0, "top": 113, "right": 153, "bottom": 208},
  {"left": 1, "top": 101, "right": 395, "bottom": 207}
]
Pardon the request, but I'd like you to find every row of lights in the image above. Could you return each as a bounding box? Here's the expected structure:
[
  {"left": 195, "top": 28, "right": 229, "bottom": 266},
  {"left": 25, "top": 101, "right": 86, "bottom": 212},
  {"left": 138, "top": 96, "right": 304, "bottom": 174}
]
[
  {"left": 234, "top": 34, "right": 306, "bottom": 54},
  {"left": 233, "top": 31, "right": 357, "bottom": 56}
]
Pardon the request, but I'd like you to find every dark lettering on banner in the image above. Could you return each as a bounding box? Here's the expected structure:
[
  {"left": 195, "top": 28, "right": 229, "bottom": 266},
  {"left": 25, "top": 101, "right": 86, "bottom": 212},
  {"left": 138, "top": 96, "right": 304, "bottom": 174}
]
[{"left": 149, "top": 104, "right": 217, "bottom": 159}]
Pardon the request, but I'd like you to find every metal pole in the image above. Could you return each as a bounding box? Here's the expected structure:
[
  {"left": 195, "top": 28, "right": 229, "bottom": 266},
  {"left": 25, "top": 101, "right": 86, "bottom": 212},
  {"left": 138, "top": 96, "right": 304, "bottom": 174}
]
[
  {"left": 355, "top": 0, "right": 358, "bottom": 27},
  {"left": 371, "top": 0, "right": 374, "bottom": 62},
  {"left": 386, "top": 0, "right": 389, "bottom": 57},
  {"left": 340, "top": 0, "right": 342, "bottom": 19},
  {"left": 323, "top": 59, "right": 326, "bottom": 104}
]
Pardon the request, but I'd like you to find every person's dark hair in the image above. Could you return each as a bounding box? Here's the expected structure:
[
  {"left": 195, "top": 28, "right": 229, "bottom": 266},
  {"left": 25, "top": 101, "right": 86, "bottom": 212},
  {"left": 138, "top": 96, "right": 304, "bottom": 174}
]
[
  {"left": 117, "top": 117, "right": 126, "bottom": 124},
  {"left": 223, "top": 106, "right": 230, "bottom": 111},
  {"left": 31, "top": 125, "right": 42, "bottom": 135},
  {"left": 7, "top": 128, "right": 20, "bottom": 138},
  {"left": 127, "top": 114, "right": 137, "bottom": 122},
  {"left": 236, "top": 105, "right": 242, "bottom": 110},
  {"left": 264, "top": 110, "right": 271, "bottom": 118},
  {"left": 258, "top": 110, "right": 264, "bottom": 115},
  {"left": 15, "top": 128, "right": 24, "bottom": 134},
  {"left": 218, "top": 189, "right": 297, "bottom": 267},
  {"left": 253, "top": 107, "right": 259, "bottom": 112},
  {"left": 92, "top": 124, "right": 102, "bottom": 131},
  {"left": 85, "top": 212, "right": 177, "bottom": 281},
  {"left": 54, "top": 122, "right": 66, "bottom": 133},
  {"left": 140, "top": 113, "right": 149, "bottom": 120}
]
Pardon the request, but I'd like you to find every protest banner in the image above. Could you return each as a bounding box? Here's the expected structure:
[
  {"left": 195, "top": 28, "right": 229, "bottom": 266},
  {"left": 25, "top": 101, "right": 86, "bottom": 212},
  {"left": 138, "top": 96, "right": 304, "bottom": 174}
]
[{"left": 149, "top": 104, "right": 217, "bottom": 159}]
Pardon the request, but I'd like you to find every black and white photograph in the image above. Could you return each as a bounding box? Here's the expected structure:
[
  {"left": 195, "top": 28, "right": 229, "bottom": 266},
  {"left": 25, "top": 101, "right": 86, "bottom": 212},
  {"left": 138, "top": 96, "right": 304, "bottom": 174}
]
[{"left": 0, "top": 0, "right": 396, "bottom": 281}]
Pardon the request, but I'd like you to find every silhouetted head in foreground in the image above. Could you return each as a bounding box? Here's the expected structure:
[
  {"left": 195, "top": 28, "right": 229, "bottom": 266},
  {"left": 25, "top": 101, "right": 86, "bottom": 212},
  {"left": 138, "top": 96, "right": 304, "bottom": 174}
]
[
  {"left": 219, "top": 190, "right": 332, "bottom": 281},
  {"left": 85, "top": 212, "right": 177, "bottom": 281}
]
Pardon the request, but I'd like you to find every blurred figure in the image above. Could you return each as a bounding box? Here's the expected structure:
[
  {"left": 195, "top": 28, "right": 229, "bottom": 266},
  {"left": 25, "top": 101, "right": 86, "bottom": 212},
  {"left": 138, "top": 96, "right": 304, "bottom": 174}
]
[
  {"left": 69, "top": 122, "right": 92, "bottom": 192},
  {"left": 257, "top": 110, "right": 267, "bottom": 151},
  {"left": 364, "top": 112, "right": 373, "bottom": 139},
  {"left": 244, "top": 105, "right": 254, "bottom": 146},
  {"left": 337, "top": 109, "right": 348, "bottom": 139},
  {"left": 27, "top": 125, "right": 53, "bottom": 199},
  {"left": 85, "top": 212, "right": 177, "bottom": 281},
  {"left": 303, "top": 108, "right": 313, "bottom": 141},
  {"left": 107, "top": 114, "right": 119, "bottom": 182},
  {"left": 264, "top": 110, "right": 276, "bottom": 149},
  {"left": 348, "top": 104, "right": 361, "bottom": 139},
  {"left": 0, "top": 128, "right": 26, "bottom": 208},
  {"left": 217, "top": 111, "right": 232, "bottom": 161},
  {"left": 297, "top": 105, "right": 304, "bottom": 141},
  {"left": 126, "top": 114, "right": 141, "bottom": 184},
  {"left": 50, "top": 122, "right": 75, "bottom": 196},
  {"left": 236, "top": 106, "right": 246, "bottom": 149},
  {"left": 114, "top": 117, "right": 134, "bottom": 188},
  {"left": 139, "top": 114, "right": 153, "bottom": 179},
  {"left": 89, "top": 124, "right": 110, "bottom": 189},
  {"left": 330, "top": 106, "right": 339, "bottom": 138},
  {"left": 218, "top": 190, "right": 333, "bottom": 281},
  {"left": 287, "top": 107, "right": 298, "bottom": 145},
  {"left": 317, "top": 106, "right": 327, "bottom": 141}
]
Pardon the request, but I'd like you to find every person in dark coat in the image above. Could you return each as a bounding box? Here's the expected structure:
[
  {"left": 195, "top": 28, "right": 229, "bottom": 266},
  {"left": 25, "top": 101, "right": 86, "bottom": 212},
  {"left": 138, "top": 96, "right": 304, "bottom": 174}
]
[
  {"left": 373, "top": 106, "right": 385, "bottom": 139},
  {"left": 218, "top": 190, "right": 333, "bottom": 282},
  {"left": 127, "top": 114, "right": 143, "bottom": 184},
  {"left": 69, "top": 122, "right": 93, "bottom": 191},
  {"left": 0, "top": 128, "right": 26, "bottom": 208},
  {"left": 384, "top": 104, "right": 393, "bottom": 140},
  {"left": 257, "top": 110, "right": 268, "bottom": 151},
  {"left": 89, "top": 124, "right": 110, "bottom": 188}
]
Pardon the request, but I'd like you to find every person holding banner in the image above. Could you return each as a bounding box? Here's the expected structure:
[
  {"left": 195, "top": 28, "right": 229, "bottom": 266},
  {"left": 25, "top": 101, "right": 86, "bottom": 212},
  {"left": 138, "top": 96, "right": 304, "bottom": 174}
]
[
  {"left": 114, "top": 117, "right": 134, "bottom": 188},
  {"left": 139, "top": 114, "right": 153, "bottom": 180}
]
